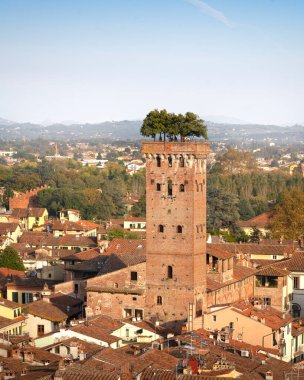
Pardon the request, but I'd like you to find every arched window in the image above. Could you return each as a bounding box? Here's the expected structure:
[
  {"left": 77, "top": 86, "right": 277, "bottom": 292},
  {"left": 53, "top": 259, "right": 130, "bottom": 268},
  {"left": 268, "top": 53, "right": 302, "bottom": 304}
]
[
  {"left": 179, "top": 184, "right": 185, "bottom": 192},
  {"left": 167, "top": 265, "right": 173, "bottom": 279},
  {"left": 157, "top": 296, "right": 163, "bottom": 305},
  {"left": 156, "top": 155, "right": 161, "bottom": 167},
  {"left": 168, "top": 156, "right": 173, "bottom": 167},
  {"left": 179, "top": 156, "right": 185, "bottom": 167},
  {"left": 168, "top": 180, "right": 173, "bottom": 196},
  {"left": 177, "top": 225, "right": 183, "bottom": 233},
  {"left": 158, "top": 224, "right": 164, "bottom": 233}
]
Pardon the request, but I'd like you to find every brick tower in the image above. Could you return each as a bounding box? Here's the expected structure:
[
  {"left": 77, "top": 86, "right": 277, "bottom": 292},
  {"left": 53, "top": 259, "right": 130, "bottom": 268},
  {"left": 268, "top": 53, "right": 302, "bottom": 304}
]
[{"left": 142, "top": 141, "right": 210, "bottom": 329}]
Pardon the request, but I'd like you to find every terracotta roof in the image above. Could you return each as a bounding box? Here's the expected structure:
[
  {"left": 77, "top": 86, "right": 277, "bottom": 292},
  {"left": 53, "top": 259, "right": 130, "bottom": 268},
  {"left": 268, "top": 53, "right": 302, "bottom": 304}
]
[
  {"left": 11, "top": 207, "right": 46, "bottom": 218},
  {"left": 6, "top": 277, "right": 57, "bottom": 289},
  {"left": 105, "top": 238, "right": 146, "bottom": 256},
  {"left": 53, "top": 364, "right": 118, "bottom": 380},
  {"left": 19, "top": 231, "right": 97, "bottom": 249},
  {"left": 206, "top": 245, "right": 236, "bottom": 260},
  {"left": 209, "top": 242, "right": 294, "bottom": 256},
  {"left": 99, "top": 251, "right": 146, "bottom": 275},
  {"left": 124, "top": 215, "right": 146, "bottom": 222},
  {"left": 0, "top": 315, "right": 26, "bottom": 329},
  {"left": 62, "top": 248, "right": 100, "bottom": 262},
  {"left": 0, "top": 222, "right": 20, "bottom": 235},
  {"left": 58, "top": 337, "right": 103, "bottom": 356},
  {"left": 256, "top": 266, "right": 290, "bottom": 276},
  {"left": 24, "top": 344, "right": 61, "bottom": 364},
  {"left": 25, "top": 299, "right": 71, "bottom": 322},
  {"left": 239, "top": 212, "right": 273, "bottom": 228},
  {"left": 177, "top": 329, "right": 294, "bottom": 379},
  {"left": 231, "top": 300, "right": 293, "bottom": 329},
  {"left": 70, "top": 318, "right": 121, "bottom": 344},
  {"left": 207, "top": 265, "right": 256, "bottom": 292},
  {"left": 52, "top": 220, "right": 87, "bottom": 232},
  {"left": 0, "top": 297, "right": 21, "bottom": 309},
  {"left": 0, "top": 267, "right": 25, "bottom": 278},
  {"left": 275, "top": 251, "right": 304, "bottom": 272},
  {"left": 65, "top": 255, "right": 108, "bottom": 274},
  {"left": 76, "top": 219, "right": 100, "bottom": 229}
]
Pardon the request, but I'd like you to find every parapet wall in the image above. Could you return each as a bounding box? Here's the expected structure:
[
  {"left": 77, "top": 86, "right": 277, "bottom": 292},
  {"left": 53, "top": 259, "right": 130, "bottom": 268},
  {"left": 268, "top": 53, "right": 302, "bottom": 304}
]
[
  {"left": 142, "top": 141, "right": 210, "bottom": 157},
  {"left": 9, "top": 185, "right": 48, "bottom": 210}
]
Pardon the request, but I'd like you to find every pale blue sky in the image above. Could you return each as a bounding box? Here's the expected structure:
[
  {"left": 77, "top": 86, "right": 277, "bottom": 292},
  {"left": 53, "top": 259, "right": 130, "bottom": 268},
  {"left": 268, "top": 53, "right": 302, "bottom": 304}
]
[{"left": 0, "top": 0, "right": 303, "bottom": 125}]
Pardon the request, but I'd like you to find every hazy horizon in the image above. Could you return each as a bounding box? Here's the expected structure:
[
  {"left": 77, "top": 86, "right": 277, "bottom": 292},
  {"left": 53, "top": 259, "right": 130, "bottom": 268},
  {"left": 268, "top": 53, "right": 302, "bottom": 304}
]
[{"left": 1, "top": 0, "right": 303, "bottom": 126}]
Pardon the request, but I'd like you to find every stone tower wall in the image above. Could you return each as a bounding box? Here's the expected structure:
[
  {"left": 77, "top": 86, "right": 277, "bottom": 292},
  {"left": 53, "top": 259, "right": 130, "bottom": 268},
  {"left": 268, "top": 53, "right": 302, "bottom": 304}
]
[{"left": 142, "top": 142, "right": 210, "bottom": 324}]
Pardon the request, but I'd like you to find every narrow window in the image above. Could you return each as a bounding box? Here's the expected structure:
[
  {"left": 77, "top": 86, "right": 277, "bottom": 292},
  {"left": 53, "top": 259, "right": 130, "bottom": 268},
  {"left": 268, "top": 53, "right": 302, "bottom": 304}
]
[
  {"left": 179, "top": 156, "right": 185, "bottom": 167},
  {"left": 168, "top": 180, "right": 173, "bottom": 196},
  {"left": 150, "top": 179, "right": 155, "bottom": 185},
  {"left": 37, "top": 325, "right": 45, "bottom": 336},
  {"left": 167, "top": 265, "right": 173, "bottom": 279},
  {"left": 158, "top": 224, "right": 164, "bottom": 233},
  {"left": 126, "top": 328, "right": 129, "bottom": 338},
  {"left": 131, "top": 271, "right": 138, "bottom": 281},
  {"left": 114, "top": 283, "right": 118, "bottom": 288},
  {"left": 179, "top": 184, "right": 185, "bottom": 192},
  {"left": 212, "top": 315, "right": 216, "bottom": 322},
  {"left": 177, "top": 225, "right": 183, "bottom": 233},
  {"left": 294, "top": 277, "right": 300, "bottom": 289},
  {"left": 168, "top": 156, "right": 172, "bottom": 167},
  {"left": 156, "top": 183, "right": 161, "bottom": 191},
  {"left": 156, "top": 155, "right": 161, "bottom": 167},
  {"left": 157, "top": 296, "right": 163, "bottom": 305},
  {"left": 74, "top": 283, "right": 79, "bottom": 294},
  {"left": 195, "top": 181, "right": 199, "bottom": 192},
  {"left": 200, "top": 183, "right": 203, "bottom": 191}
]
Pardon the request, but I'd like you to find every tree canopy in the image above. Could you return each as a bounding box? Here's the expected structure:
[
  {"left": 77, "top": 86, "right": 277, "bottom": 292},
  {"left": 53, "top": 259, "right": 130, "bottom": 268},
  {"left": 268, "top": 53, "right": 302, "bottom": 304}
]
[
  {"left": 270, "top": 188, "right": 304, "bottom": 241},
  {"left": 0, "top": 247, "right": 25, "bottom": 271},
  {"left": 140, "top": 109, "right": 207, "bottom": 141}
]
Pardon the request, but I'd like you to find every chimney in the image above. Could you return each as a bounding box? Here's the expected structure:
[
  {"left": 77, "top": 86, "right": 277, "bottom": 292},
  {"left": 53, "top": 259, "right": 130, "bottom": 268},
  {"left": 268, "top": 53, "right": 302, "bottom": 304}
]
[
  {"left": 42, "top": 295, "right": 51, "bottom": 303},
  {"left": 23, "top": 350, "right": 34, "bottom": 363}
]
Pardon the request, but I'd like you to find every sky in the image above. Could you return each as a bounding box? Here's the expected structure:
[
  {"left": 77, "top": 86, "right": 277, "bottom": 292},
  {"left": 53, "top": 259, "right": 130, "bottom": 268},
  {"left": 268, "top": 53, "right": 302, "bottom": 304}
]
[{"left": 0, "top": 0, "right": 303, "bottom": 125}]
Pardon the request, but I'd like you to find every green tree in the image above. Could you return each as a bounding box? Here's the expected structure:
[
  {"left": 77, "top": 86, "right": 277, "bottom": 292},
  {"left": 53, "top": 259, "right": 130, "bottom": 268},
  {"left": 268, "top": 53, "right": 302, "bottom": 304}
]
[
  {"left": 207, "top": 187, "right": 240, "bottom": 234},
  {"left": 0, "top": 247, "right": 25, "bottom": 271},
  {"left": 2, "top": 187, "right": 14, "bottom": 208},
  {"left": 249, "top": 227, "right": 261, "bottom": 243},
  {"left": 271, "top": 188, "right": 304, "bottom": 241},
  {"left": 131, "top": 193, "right": 146, "bottom": 217},
  {"left": 141, "top": 109, "right": 208, "bottom": 141},
  {"left": 238, "top": 198, "right": 255, "bottom": 220},
  {"left": 140, "top": 109, "right": 170, "bottom": 141},
  {"left": 107, "top": 228, "right": 139, "bottom": 241}
]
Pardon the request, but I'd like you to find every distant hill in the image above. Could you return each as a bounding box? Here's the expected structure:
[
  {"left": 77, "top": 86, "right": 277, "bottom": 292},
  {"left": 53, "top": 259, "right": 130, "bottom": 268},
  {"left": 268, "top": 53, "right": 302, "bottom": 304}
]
[{"left": 0, "top": 118, "right": 303, "bottom": 145}]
